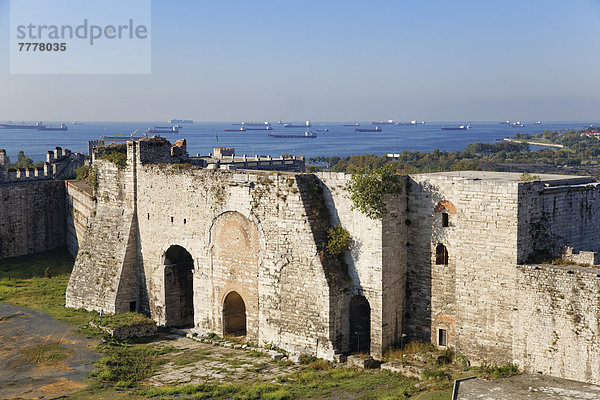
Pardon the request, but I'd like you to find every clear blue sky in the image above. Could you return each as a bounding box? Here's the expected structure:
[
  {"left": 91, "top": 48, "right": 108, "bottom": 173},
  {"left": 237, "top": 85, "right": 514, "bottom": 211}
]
[{"left": 1, "top": 0, "right": 599, "bottom": 121}]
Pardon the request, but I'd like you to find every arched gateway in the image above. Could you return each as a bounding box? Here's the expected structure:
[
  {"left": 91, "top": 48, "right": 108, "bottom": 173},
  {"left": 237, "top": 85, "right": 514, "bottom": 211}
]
[
  {"left": 223, "top": 291, "right": 247, "bottom": 336},
  {"left": 164, "top": 245, "right": 194, "bottom": 327}
]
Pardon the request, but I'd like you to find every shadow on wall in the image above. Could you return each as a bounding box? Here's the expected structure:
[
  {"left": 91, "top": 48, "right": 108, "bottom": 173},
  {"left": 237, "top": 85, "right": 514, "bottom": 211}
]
[{"left": 405, "top": 178, "right": 447, "bottom": 343}]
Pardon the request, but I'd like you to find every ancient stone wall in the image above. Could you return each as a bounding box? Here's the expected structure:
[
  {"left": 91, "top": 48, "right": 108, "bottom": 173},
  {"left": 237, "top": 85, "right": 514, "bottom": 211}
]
[
  {"left": 317, "top": 172, "right": 408, "bottom": 359},
  {"left": 514, "top": 264, "right": 600, "bottom": 384},
  {"left": 407, "top": 173, "right": 520, "bottom": 363},
  {"left": 65, "top": 157, "right": 138, "bottom": 314},
  {"left": 133, "top": 165, "right": 341, "bottom": 358},
  {"left": 0, "top": 181, "right": 66, "bottom": 259},
  {"left": 517, "top": 179, "right": 600, "bottom": 263}
]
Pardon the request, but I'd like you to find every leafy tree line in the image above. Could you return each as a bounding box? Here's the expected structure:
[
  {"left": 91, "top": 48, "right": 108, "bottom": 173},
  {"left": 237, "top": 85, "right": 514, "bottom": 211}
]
[
  {"left": 2, "top": 151, "right": 44, "bottom": 170},
  {"left": 308, "top": 127, "right": 600, "bottom": 174}
]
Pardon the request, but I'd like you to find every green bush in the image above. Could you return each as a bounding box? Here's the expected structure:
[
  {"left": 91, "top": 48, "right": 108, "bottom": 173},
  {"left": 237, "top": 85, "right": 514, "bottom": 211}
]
[
  {"left": 75, "top": 165, "right": 91, "bottom": 181},
  {"left": 326, "top": 226, "right": 351, "bottom": 257},
  {"left": 346, "top": 165, "right": 403, "bottom": 219}
]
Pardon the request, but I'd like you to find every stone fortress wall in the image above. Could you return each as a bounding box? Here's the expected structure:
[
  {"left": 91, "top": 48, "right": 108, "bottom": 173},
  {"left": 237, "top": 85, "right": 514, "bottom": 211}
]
[
  {"left": 4, "top": 137, "right": 600, "bottom": 384},
  {"left": 0, "top": 147, "right": 84, "bottom": 258}
]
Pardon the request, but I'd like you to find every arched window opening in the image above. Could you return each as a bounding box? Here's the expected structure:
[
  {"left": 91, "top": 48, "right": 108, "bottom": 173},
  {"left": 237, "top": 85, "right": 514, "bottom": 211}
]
[
  {"left": 349, "top": 295, "right": 371, "bottom": 354},
  {"left": 164, "top": 245, "right": 194, "bottom": 327},
  {"left": 223, "top": 291, "right": 247, "bottom": 337},
  {"left": 436, "top": 244, "right": 449, "bottom": 265}
]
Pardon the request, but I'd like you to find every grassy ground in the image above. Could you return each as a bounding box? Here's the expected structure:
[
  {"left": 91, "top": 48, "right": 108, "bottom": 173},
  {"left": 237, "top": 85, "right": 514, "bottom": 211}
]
[{"left": 0, "top": 248, "right": 96, "bottom": 325}]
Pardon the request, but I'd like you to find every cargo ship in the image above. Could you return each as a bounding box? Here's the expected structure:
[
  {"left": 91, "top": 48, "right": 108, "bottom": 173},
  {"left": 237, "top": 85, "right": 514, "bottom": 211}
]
[
  {"left": 441, "top": 124, "right": 470, "bottom": 131},
  {"left": 0, "top": 121, "right": 43, "bottom": 129},
  {"left": 146, "top": 126, "right": 180, "bottom": 134},
  {"left": 169, "top": 119, "right": 193, "bottom": 124},
  {"left": 268, "top": 130, "right": 317, "bottom": 139},
  {"left": 355, "top": 126, "right": 382, "bottom": 132},
  {"left": 370, "top": 120, "right": 395, "bottom": 125},
  {"left": 224, "top": 127, "right": 247, "bottom": 132},
  {"left": 242, "top": 121, "right": 271, "bottom": 126},
  {"left": 284, "top": 121, "right": 311, "bottom": 128},
  {"left": 39, "top": 123, "right": 68, "bottom": 131},
  {"left": 245, "top": 126, "right": 273, "bottom": 131},
  {"left": 342, "top": 123, "right": 360, "bottom": 127}
]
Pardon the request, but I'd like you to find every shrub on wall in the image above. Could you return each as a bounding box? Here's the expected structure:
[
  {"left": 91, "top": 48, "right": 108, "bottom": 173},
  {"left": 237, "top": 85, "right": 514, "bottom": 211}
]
[
  {"left": 346, "top": 165, "right": 403, "bottom": 219},
  {"left": 75, "top": 165, "right": 99, "bottom": 190},
  {"left": 326, "top": 226, "right": 351, "bottom": 257}
]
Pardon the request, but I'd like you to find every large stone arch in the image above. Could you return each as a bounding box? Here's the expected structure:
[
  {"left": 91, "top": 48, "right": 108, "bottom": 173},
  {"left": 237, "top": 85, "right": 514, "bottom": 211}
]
[
  {"left": 163, "top": 245, "right": 194, "bottom": 327},
  {"left": 210, "top": 211, "right": 260, "bottom": 341}
]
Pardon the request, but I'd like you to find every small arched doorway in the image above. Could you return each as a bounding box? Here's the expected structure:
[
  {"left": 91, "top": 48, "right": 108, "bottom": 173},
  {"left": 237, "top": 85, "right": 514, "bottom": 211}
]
[
  {"left": 164, "top": 245, "right": 194, "bottom": 327},
  {"left": 349, "top": 295, "right": 371, "bottom": 353},
  {"left": 223, "top": 291, "right": 247, "bottom": 337}
]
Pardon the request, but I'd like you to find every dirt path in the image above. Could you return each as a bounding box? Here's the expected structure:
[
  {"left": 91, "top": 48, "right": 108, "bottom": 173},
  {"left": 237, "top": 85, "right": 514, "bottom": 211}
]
[{"left": 0, "top": 303, "right": 99, "bottom": 399}]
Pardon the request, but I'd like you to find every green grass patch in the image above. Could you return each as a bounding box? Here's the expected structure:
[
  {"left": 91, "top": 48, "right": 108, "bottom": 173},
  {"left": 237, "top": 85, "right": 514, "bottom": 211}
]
[
  {"left": 474, "top": 362, "right": 520, "bottom": 379},
  {"left": 92, "top": 312, "right": 154, "bottom": 329},
  {"left": 91, "top": 343, "right": 177, "bottom": 388},
  {"left": 0, "top": 248, "right": 96, "bottom": 325},
  {"left": 20, "top": 341, "right": 74, "bottom": 366},
  {"left": 172, "top": 350, "right": 213, "bottom": 366}
]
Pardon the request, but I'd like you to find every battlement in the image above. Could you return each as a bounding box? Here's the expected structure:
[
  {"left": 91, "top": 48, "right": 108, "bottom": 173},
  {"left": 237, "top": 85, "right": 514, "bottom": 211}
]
[
  {"left": 0, "top": 146, "right": 84, "bottom": 184},
  {"left": 197, "top": 147, "right": 305, "bottom": 172}
]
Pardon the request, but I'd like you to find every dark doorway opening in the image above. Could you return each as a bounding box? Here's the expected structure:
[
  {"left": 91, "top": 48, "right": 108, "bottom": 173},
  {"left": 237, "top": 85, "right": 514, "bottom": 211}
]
[
  {"left": 164, "top": 245, "right": 194, "bottom": 327},
  {"left": 350, "top": 295, "right": 371, "bottom": 353},
  {"left": 223, "top": 291, "right": 247, "bottom": 337}
]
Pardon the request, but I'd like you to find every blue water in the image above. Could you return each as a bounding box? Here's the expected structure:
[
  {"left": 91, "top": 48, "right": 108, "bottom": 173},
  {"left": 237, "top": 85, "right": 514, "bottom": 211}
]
[{"left": 0, "top": 121, "right": 596, "bottom": 162}]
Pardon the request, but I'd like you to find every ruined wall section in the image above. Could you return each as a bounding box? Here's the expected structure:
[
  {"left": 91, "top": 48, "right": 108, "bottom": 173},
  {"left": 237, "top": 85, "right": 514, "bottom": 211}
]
[
  {"left": 0, "top": 180, "right": 66, "bottom": 259},
  {"left": 517, "top": 180, "right": 600, "bottom": 263},
  {"left": 135, "top": 166, "right": 340, "bottom": 358},
  {"left": 65, "top": 158, "right": 137, "bottom": 314},
  {"left": 317, "top": 172, "right": 408, "bottom": 359},
  {"left": 407, "top": 174, "right": 520, "bottom": 363},
  {"left": 514, "top": 264, "right": 600, "bottom": 384}
]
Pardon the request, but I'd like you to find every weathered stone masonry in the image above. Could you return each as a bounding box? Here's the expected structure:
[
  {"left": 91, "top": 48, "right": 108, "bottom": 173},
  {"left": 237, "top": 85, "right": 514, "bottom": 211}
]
[
  {"left": 6, "top": 137, "right": 600, "bottom": 384},
  {"left": 66, "top": 139, "right": 406, "bottom": 360}
]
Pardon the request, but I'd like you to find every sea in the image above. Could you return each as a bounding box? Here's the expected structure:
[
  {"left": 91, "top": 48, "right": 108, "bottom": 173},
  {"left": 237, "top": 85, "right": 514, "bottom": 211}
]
[{"left": 0, "top": 121, "right": 596, "bottom": 163}]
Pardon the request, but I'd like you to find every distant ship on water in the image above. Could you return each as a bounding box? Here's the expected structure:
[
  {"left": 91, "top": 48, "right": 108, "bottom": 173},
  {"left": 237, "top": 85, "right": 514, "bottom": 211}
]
[
  {"left": 441, "top": 124, "right": 470, "bottom": 131},
  {"left": 371, "top": 120, "right": 395, "bottom": 125},
  {"left": 224, "top": 127, "right": 247, "bottom": 132},
  {"left": 245, "top": 126, "right": 273, "bottom": 131},
  {"left": 242, "top": 121, "right": 271, "bottom": 126},
  {"left": 169, "top": 119, "right": 193, "bottom": 124},
  {"left": 146, "top": 126, "right": 180, "bottom": 134},
  {"left": 39, "top": 124, "right": 68, "bottom": 131},
  {"left": 269, "top": 130, "right": 317, "bottom": 139},
  {"left": 355, "top": 126, "right": 382, "bottom": 132},
  {"left": 397, "top": 120, "right": 424, "bottom": 126},
  {"left": 73, "top": 121, "right": 86, "bottom": 125},
  {"left": 0, "top": 121, "right": 68, "bottom": 131},
  {"left": 284, "top": 121, "right": 311, "bottom": 128},
  {"left": 342, "top": 123, "right": 360, "bottom": 127}
]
